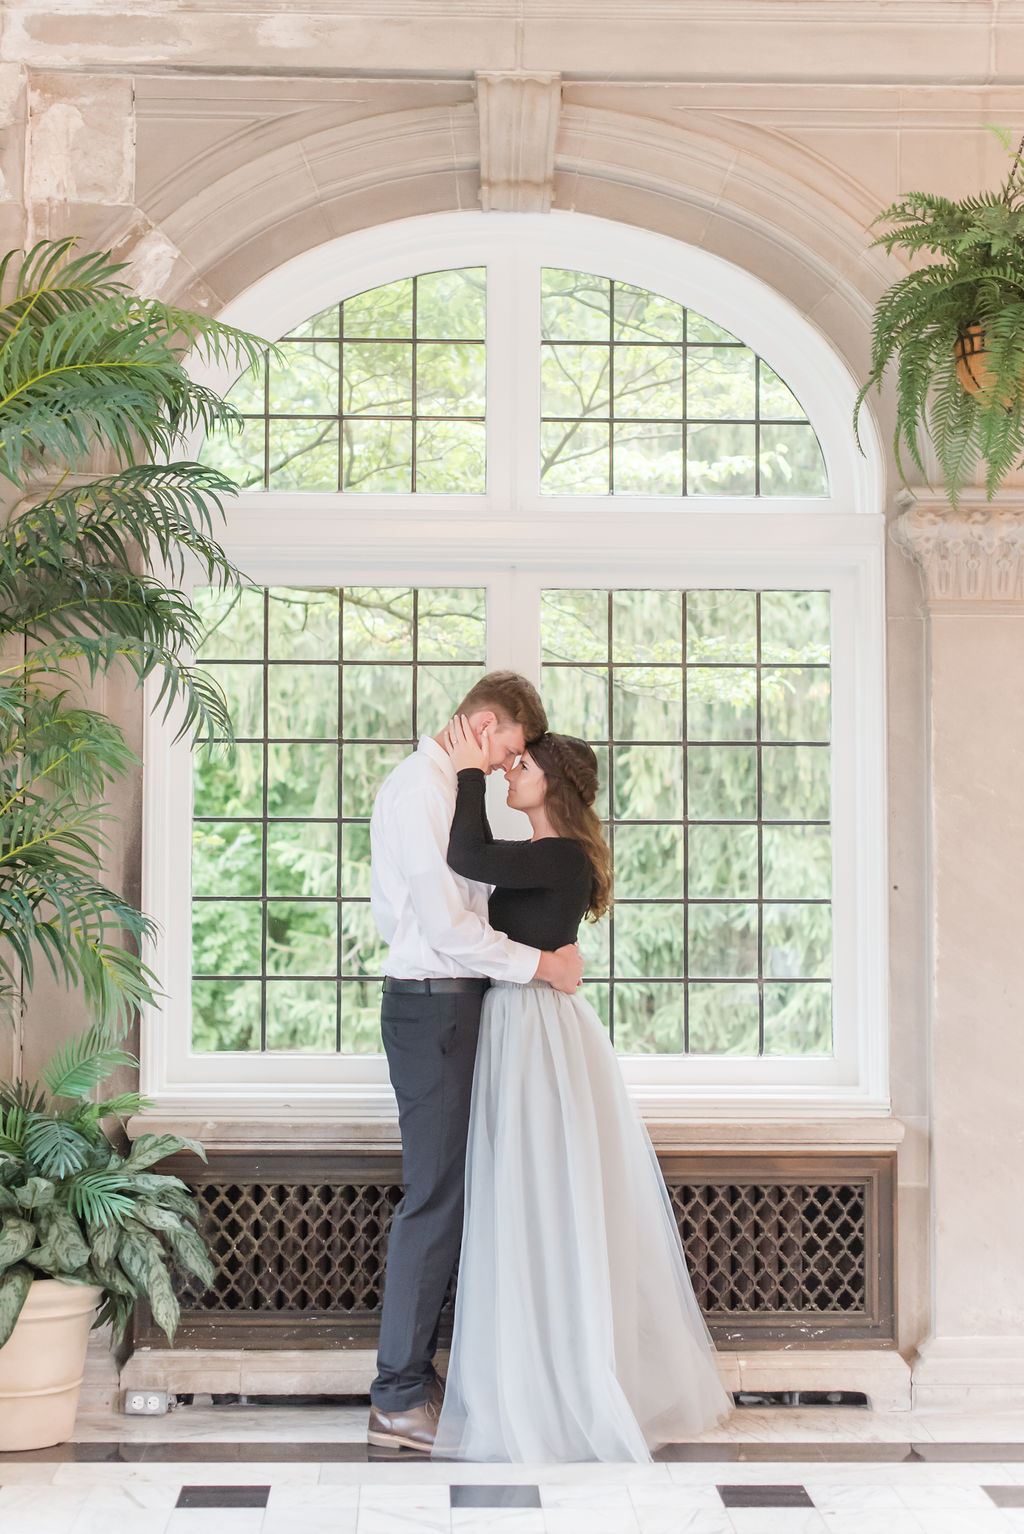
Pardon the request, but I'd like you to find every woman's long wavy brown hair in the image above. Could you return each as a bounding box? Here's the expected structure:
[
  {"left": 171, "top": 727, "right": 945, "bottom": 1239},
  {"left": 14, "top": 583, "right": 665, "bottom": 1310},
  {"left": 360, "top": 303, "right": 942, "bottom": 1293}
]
[{"left": 527, "top": 733, "right": 612, "bottom": 921}]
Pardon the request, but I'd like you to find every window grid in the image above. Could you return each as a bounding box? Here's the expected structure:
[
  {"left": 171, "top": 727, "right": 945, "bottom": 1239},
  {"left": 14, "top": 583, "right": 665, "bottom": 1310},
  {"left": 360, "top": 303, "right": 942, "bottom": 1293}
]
[
  {"left": 541, "top": 588, "right": 832, "bottom": 1055},
  {"left": 191, "top": 586, "right": 486, "bottom": 1054},
  {"left": 540, "top": 272, "right": 825, "bottom": 497},
  {"left": 226, "top": 271, "right": 487, "bottom": 493}
]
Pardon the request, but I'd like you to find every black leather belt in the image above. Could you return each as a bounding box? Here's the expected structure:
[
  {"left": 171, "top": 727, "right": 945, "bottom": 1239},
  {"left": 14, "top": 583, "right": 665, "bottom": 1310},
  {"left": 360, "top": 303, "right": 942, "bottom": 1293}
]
[{"left": 383, "top": 977, "right": 489, "bottom": 995}]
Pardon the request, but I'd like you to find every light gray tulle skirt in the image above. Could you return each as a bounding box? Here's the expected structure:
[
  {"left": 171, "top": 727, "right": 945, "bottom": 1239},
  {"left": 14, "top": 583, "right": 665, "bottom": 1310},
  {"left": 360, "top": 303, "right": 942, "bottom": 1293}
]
[{"left": 432, "top": 980, "right": 731, "bottom": 1463}]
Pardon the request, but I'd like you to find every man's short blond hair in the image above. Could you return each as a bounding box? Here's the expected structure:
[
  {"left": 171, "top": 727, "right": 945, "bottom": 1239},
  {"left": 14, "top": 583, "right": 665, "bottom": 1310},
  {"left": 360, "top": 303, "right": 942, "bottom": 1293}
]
[{"left": 455, "top": 670, "right": 548, "bottom": 745}]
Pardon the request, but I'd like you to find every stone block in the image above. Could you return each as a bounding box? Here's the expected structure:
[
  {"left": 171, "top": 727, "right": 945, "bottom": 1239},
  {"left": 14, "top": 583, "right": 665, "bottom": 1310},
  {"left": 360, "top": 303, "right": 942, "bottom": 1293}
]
[{"left": 27, "top": 73, "right": 134, "bottom": 207}]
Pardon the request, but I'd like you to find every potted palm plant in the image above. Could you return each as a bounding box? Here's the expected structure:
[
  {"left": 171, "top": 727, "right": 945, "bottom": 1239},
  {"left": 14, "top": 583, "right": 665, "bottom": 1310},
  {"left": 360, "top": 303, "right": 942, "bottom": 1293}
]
[
  {"left": 0, "top": 237, "right": 263, "bottom": 1029},
  {"left": 0, "top": 237, "right": 263, "bottom": 1447},
  {"left": 856, "top": 130, "right": 1024, "bottom": 505},
  {"left": 0, "top": 1025, "right": 212, "bottom": 1450}
]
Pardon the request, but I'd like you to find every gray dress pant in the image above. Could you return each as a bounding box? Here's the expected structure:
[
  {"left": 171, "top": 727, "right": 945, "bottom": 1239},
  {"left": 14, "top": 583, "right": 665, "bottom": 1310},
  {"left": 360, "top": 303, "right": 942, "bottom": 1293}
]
[{"left": 371, "top": 984, "right": 485, "bottom": 1412}]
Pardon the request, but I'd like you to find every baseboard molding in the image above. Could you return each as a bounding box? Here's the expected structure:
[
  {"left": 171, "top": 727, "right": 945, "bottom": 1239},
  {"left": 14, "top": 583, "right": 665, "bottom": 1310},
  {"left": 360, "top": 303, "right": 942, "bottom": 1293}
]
[
  {"left": 120, "top": 1346, "right": 912, "bottom": 1413},
  {"left": 913, "top": 1337, "right": 1024, "bottom": 1410}
]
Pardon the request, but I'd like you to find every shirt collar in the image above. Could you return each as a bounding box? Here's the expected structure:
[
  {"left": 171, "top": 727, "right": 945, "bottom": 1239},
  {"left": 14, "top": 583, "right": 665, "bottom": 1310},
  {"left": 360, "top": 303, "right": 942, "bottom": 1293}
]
[{"left": 417, "top": 734, "right": 456, "bottom": 781}]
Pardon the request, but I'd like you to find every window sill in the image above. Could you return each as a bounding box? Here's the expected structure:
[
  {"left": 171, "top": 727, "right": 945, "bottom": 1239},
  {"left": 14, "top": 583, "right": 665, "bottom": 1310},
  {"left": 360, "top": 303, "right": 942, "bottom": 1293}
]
[{"left": 125, "top": 1105, "right": 905, "bottom": 1156}]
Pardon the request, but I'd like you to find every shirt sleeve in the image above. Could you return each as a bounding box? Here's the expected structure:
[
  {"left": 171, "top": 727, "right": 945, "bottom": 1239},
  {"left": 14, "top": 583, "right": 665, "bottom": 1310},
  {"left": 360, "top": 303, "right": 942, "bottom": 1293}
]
[
  {"left": 389, "top": 776, "right": 541, "bottom": 982},
  {"left": 447, "top": 769, "right": 583, "bottom": 889}
]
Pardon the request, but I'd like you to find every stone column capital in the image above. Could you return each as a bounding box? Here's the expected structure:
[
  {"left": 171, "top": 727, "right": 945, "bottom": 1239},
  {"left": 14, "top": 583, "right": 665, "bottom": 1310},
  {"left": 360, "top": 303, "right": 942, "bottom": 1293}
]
[
  {"left": 476, "top": 71, "right": 562, "bottom": 213},
  {"left": 892, "top": 489, "right": 1024, "bottom": 609}
]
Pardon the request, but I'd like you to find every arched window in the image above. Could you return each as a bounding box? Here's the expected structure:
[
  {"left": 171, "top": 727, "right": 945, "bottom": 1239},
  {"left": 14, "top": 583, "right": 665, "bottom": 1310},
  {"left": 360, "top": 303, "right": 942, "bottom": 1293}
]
[{"left": 144, "top": 212, "right": 887, "bottom": 1117}]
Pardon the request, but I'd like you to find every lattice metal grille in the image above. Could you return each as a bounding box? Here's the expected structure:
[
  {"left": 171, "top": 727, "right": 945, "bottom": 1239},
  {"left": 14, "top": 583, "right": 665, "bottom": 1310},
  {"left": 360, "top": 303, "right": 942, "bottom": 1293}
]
[
  {"left": 148, "top": 1155, "right": 893, "bottom": 1349},
  {"left": 671, "top": 1182, "right": 866, "bottom": 1315},
  {"left": 178, "top": 1182, "right": 402, "bottom": 1314}
]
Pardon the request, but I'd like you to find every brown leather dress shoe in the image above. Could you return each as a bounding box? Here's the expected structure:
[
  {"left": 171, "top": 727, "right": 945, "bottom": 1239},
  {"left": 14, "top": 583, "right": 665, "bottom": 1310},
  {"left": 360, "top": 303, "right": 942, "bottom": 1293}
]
[{"left": 367, "top": 1397, "right": 439, "bottom": 1452}]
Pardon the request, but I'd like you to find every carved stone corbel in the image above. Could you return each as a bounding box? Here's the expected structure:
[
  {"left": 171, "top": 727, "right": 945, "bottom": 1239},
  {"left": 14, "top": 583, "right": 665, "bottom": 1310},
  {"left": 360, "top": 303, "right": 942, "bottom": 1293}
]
[
  {"left": 476, "top": 72, "right": 561, "bottom": 213},
  {"left": 892, "top": 490, "right": 1024, "bottom": 607}
]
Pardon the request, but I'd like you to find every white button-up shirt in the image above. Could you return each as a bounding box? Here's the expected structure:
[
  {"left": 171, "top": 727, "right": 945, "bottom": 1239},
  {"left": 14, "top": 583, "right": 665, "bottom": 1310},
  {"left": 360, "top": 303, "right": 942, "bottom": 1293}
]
[{"left": 370, "top": 736, "right": 540, "bottom": 982}]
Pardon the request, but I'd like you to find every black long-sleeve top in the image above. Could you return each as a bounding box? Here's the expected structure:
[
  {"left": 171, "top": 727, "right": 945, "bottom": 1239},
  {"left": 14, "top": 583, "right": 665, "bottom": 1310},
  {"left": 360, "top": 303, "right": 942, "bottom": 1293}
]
[{"left": 446, "top": 769, "right": 593, "bottom": 950}]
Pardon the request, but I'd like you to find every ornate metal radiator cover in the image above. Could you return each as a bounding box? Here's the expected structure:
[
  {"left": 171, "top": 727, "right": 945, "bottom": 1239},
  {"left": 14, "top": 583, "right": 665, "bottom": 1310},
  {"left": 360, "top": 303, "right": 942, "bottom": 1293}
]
[{"left": 134, "top": 1152, "right": 896, "bottom": 1350}]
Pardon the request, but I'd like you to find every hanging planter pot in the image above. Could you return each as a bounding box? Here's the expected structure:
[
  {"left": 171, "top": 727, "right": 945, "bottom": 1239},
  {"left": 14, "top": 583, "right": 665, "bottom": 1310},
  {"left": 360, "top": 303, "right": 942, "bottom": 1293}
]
[
  {"left": 953, "top": 323, "right": 1024, "bottom": 407},
  {"left": 954, "top": 323, "right": 995, "bottom": 396}
]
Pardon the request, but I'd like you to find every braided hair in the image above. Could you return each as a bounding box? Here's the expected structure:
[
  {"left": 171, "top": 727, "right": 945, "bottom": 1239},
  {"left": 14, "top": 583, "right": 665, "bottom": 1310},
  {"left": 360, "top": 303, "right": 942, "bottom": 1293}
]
[{"left": 527, "top": 733, "right": 612, "bottom": 920}]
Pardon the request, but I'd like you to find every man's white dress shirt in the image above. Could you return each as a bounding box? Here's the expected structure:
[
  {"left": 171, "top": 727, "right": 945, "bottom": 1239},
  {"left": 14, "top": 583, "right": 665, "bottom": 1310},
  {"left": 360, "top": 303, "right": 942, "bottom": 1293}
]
[{"left": 370, "top": 736, "right": 540, "bottom": 982}]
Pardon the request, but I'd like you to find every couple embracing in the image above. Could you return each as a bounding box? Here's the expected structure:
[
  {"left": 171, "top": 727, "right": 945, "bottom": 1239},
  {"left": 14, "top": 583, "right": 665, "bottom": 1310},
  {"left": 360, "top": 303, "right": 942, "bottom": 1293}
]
[{"left": 367, "top": 671, "right": 729, "bottom": 1463}]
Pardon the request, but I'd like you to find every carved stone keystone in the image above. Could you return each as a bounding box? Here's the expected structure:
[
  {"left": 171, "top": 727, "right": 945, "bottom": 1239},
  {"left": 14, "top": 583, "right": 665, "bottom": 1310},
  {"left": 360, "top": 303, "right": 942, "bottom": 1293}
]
[{"left": 476, "top": 72, "right": 561, "bottom": 213}]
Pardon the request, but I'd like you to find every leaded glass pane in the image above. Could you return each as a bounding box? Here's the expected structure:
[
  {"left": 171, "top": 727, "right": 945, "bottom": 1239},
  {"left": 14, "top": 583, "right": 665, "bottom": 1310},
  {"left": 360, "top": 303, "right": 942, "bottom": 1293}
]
[
  {"left": 201, "top": 269, "right": 486, "bottom": 493},
  {"left": 192, "top": 584, "right": 485, "bottom": 1055},
  {"left": 541, "top": 586, "right": 833, "bottom": 1057},
  {"left": 540, "top": 269, "right": 826, "bottom": 497}
]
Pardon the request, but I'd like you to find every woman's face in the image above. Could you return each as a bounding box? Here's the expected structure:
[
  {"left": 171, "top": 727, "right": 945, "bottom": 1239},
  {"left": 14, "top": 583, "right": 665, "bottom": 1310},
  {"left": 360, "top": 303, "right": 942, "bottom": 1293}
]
[{"left": 504, "top": 751, "right": 548, "bottom": 813}]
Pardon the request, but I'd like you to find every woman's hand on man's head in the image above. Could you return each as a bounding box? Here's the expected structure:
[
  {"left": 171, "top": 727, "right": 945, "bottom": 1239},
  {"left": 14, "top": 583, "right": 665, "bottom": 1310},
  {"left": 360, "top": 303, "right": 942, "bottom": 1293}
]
[{"left": 445, "top": 713, "right": 491, "bottom": 774}]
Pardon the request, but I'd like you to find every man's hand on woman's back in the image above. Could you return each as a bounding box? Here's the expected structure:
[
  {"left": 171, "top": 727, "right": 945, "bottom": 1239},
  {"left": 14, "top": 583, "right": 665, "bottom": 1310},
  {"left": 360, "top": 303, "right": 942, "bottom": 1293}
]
[{"left": 535, "top": 943, "right": 584, "bottom": 994}]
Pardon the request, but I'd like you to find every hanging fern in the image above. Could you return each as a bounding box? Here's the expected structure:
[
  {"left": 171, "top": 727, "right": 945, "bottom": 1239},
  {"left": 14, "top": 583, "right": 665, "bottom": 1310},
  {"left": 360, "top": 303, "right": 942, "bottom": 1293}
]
[{"left": 856, "top": 132, "right": 1024, "bottom": 504}]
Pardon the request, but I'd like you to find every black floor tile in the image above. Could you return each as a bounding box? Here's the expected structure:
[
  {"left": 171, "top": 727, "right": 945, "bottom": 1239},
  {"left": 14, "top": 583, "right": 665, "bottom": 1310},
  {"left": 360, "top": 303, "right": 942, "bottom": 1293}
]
[
  {"left": 175, "top": 1486, "right": 271, "bottom": 1509},
  {"left": 985, "top": 1486, "right": 1024, "bottom": 1507},
  {"left": 451, "top": 1486, "right": 542, "bottom": 1508},
  {"left": 718, "top": 1484, "right": 815, "bottom": 1508}
]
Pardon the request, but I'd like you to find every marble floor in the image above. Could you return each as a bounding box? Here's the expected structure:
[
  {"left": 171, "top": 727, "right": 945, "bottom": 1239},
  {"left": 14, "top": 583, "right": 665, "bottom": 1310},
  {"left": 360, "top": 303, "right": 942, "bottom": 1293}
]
[{"left": 6, "top": 1402, "right": 1024, "bottom": 1534}]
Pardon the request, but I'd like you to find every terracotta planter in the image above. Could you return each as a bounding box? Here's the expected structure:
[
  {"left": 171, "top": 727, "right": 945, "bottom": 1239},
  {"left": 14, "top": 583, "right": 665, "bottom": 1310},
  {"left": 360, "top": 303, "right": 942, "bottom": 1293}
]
[
  {"left": 954, "top": 322, "right": 1020, "bottom": 404},
  {"left": 0, "top": 1279, "right": 102, "bottom": 1451}
]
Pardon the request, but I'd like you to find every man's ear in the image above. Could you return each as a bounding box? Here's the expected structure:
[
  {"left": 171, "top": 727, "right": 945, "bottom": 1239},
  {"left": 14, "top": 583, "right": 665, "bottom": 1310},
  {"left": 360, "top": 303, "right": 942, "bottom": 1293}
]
[{"left": 470, "top": 709, "right": 497, "bottom": 738}]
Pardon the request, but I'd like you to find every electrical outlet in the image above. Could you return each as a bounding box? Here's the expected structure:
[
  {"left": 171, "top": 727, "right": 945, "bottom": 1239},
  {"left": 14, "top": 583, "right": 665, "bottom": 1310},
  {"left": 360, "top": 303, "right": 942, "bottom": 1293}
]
[{"left": 123, "top": 1390, "right": 169, "bottom": 1415}]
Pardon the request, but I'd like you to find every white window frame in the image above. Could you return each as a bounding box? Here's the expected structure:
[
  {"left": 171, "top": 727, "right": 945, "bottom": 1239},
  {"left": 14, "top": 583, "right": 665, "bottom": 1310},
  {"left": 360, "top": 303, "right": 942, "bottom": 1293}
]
[{"left": 141, "top": 210, "right": 888, "bottom": 1118}]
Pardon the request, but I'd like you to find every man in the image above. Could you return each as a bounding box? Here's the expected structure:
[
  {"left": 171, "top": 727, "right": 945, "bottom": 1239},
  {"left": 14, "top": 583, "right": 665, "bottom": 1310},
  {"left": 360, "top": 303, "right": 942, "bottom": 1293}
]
[{"left": 367, "top": 671, "right": 583, "bottom": 1452}]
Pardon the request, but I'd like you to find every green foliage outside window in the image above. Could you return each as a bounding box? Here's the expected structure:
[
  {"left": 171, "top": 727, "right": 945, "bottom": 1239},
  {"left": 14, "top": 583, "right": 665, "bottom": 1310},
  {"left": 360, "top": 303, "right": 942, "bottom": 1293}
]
[
  {"left": 191, "top": 585, "right": 833, "bottom": 1063},
  {"left": 541, "top": 587, "right": 833, "bottom": 1057},
  {"left": 200, "top": 265, "right": 827, "bottom": 499},
  {"left": 200, "top": 269, "right": 487, "bottom": 493},
  {"left": 191, "top": 586, "right": 486, "bottom": 1055}
]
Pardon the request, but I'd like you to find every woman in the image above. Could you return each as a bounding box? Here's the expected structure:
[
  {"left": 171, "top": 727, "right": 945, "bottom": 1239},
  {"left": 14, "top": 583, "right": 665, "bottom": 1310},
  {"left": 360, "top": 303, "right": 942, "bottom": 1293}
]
[{"left": 432, "top": 717, "right": 731, "bottom": 1463}]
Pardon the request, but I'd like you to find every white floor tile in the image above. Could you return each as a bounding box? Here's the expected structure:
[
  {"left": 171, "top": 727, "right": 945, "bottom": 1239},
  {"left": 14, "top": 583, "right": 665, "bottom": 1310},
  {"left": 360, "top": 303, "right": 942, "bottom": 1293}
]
[
  {"left": 535, "top": 1513, "right": 638, "bottom": 1534},
  {"left": 164, "top": 1514, "right": 265, "bottom": 1534},
  {"left": 799, "top": 1480, "right": 911, "bottom": 1510},
  {"left": 267, "top": 1482, "right": 361, "bottom": 1508},
  {"left": 724, "top": 1512, "right": 827, "bottom": 1534},
  {"left": 356, "top": 1484, "right": 452, "bottom": 1533},
  {"left": 540, "top": 1484, "right": 637, "bottom": 1511},
  {"left": 263, "top": 1498, "right": 358, "bottom": 1534},
  {"left": 903, "top": 1518, "right": 1017, "bottom": 1534},
  {"left": 668, "top": 1465, "right": 824, "bottom": 1486},
  {"left": 630, "top": 1481, "right": 725, "bottom": 1513},
  {"left": 0, "top": 1462, "right": 60, "bottom": 1484},
  {"left": 53, "top": 1461, "right": 316, "bottom": 1486},
  {"left": 819, "top": 1516, "right": 927, "bottom": 1534},
  {"left": 635, "top": 1511, "right": 735, "bottom": 1534},
  {"left": 450, "top": 1513, "right": 547, "bottom": 1534},
  {"left": 70, "top": 1506, "right": 171, "bottom": 1534},
  {"left": 0, "top": 1484, "right": 92, "bottom": 1533},
  {"left": 894, "top": 1482, "right": 1002, "bottom": 1509}
]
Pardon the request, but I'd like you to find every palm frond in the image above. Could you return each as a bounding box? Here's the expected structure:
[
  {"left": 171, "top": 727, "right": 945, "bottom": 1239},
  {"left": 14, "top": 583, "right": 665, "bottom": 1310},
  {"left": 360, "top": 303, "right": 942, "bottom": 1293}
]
[{"left": 41, "top": 1023, "right": 138, "bottom": 1101}]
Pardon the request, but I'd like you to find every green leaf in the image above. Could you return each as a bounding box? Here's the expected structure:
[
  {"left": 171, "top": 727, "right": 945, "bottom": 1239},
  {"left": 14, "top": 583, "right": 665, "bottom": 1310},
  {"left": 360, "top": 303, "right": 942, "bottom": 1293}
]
[
  {"left": 94, "top": 1290, "right": 133, "bottom": 1343},
  {"left": 15, "top": 1175, "right": 54, "bottom": 1210},
  {"left": 165, "top": 1222, "right": 216, "bottom": 1290},
  {"left": 37, "top": 1204, "right": 90, "bottom": 1272},
  {"left": 61, "top": 1170, "right": 134, "bottom": 1226},
  {"left": 118, "top": 1226, "right": 179, "bottom": 1343},
  {"left": 0, "top": 1262, "right": 32, "bottom": 1347},
  {"left": 24, "top": 1116, "right": 93, "bottom": 1178},
  {"left": 0, "top": 1215, "right": 36, "bottom": 1272},
  {"left": 41, "top": 1023, "right": 138, "bottom": 1101},
  {"left": 124, "top": 1133, "right": 207, "bottom": 1172}
]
